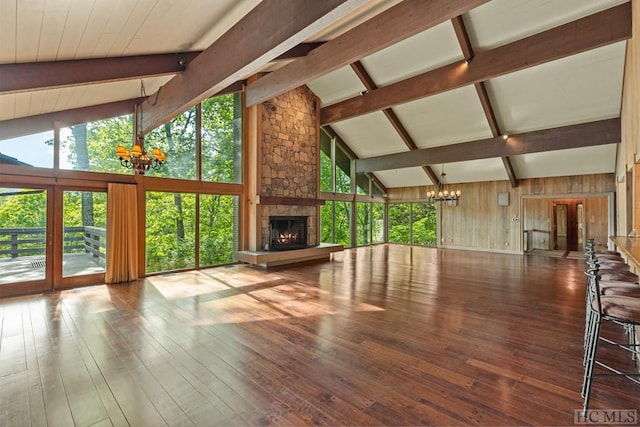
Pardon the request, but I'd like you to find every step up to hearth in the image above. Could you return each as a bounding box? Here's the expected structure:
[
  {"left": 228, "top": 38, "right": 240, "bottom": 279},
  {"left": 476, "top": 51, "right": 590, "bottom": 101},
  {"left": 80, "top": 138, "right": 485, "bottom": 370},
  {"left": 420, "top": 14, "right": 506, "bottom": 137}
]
[{"left": 236, "top": 243, "right": 343, "bottom": 268}]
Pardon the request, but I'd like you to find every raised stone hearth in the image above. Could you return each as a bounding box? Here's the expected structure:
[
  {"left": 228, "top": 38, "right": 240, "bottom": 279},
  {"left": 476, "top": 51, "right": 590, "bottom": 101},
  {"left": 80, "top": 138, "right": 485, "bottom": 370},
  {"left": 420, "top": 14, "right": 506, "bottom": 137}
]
[{"left": 236, "top": 243, "right": 343, "bottom": 268}]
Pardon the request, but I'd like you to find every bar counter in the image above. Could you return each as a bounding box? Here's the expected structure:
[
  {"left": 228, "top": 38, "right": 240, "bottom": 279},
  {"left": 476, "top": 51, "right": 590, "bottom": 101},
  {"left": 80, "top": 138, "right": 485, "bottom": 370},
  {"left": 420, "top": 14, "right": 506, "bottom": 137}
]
[{"left": 610, "top": 236, "right": 640, "bottom": 273}]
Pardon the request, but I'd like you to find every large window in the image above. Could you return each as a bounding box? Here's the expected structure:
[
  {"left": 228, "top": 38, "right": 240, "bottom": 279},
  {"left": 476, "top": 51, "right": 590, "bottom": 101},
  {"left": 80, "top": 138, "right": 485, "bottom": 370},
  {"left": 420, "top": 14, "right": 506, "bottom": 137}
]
[
  {"left": 1, "top": 131, "right": 54, "bottom": 169},
  {"left": 321, "top": 201, "right": 352, "bottom": 248},
  {"left": 356, "top": 202, "right": 385, "bottom": 246},
  {"left": 202, "top": 93, "right": 242, "bottom": 183},
  {"left": 145, "top": 108, "right": 197, "bottom": 179},
  {"left": 146, "top": 191, "right": 196, "bottom": 273},
  {"left": 388, "top": 202, "right": 436, "bottom": 246},
  {"left": 199, "top": 194, "right": 238, "bottom": 266},
  {"left": 60, "top": 115, "right": 133, "bottom": 173}
]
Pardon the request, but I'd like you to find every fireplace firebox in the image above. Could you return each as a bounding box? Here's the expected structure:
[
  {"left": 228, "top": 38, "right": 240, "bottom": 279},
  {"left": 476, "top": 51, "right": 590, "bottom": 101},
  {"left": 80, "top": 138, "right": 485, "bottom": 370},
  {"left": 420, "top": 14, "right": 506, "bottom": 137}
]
[{"left": 268, "top": 216, "right": 307, "bottom": 251}]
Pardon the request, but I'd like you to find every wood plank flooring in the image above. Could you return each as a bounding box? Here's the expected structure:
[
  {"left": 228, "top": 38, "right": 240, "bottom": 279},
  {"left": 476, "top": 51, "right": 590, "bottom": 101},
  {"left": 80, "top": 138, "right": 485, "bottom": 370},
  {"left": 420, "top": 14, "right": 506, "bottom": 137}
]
[{"left": 1, "top": 244, "right": 639, "bottom": 426}]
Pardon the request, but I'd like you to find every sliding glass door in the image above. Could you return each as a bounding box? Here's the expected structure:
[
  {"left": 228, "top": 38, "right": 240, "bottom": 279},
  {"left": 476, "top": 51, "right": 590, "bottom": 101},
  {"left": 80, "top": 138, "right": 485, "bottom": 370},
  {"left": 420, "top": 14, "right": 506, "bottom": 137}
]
[{"left": 0, "top": 186, "right": 52, "bottom": 296}]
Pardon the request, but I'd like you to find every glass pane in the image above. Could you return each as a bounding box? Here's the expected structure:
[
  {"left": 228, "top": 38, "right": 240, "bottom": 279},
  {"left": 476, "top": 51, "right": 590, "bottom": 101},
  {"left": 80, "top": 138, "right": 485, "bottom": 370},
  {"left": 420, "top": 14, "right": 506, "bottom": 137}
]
[
  {"left": 62, "top": 191, "right": 107, "bottom": 277},
  {"left": 320, "top": 201, "right": 334, "bottom": 243},
  {"left": 320, "top": 131, "right": 332, "bottom": 192},
  {"left": 356, "top": 173, "right": 370, "bottom": 195},
  {"left": 1, "top": 131, "right": 54, "bottom": 168},
  {"left": 335, "top": 201, "right": 352, "bottom": 248},
  {"left": 145, "top": 108, "right": 197, "bottom": 179},
  {"left": 356, "top": 202, "right": 370, "bottom": 246},
  {"left": 371, "top": 202, "right": 384, "bottom": 244},
  {"left": 412, "top": 202, "right": 437, "bottom": 246},
  {"left": 388, "top": 203, "right": 411, "bottom": 244},
  {"left": 0, "top": 188, "right": 47, "bottom": 284},
  {"left": 202, "top": 93, "right": 242, "bottom": 183},
  {"left": 335, "top": 145, "right": 352, "bottom": 193},
  {"left": 199, "top": 194, "right": 238, "bottom": 266},
  {"left": 373, "top": 182, "right": 385, "bottom": 197},
  {"left": 146, "top": 191, "right": 196, "bottom": 273},
  {"left": 60, "top": 115, "right": 133, "bottom": 173}
]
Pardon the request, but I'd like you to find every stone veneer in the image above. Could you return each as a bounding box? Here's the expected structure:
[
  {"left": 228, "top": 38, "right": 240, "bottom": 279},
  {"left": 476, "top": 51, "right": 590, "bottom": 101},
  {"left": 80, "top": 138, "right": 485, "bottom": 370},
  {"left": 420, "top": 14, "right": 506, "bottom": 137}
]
[{"left": 259, "top": 85, "right": 318, "bottom": 249}]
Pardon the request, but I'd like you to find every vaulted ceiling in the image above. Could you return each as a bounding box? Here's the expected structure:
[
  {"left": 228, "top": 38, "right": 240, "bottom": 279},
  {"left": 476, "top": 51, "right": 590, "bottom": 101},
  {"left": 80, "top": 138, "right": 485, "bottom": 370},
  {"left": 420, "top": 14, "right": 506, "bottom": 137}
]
[{"left": 0, "top": 0, "right": 631, "bottom": 190}]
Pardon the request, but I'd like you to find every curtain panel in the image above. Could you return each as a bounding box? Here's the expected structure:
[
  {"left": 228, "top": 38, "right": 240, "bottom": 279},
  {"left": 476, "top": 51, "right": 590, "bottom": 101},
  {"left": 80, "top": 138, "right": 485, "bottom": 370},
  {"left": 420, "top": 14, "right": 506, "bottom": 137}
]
[{"left": 105, "top": 183, "right": 139, "bottom": 283}]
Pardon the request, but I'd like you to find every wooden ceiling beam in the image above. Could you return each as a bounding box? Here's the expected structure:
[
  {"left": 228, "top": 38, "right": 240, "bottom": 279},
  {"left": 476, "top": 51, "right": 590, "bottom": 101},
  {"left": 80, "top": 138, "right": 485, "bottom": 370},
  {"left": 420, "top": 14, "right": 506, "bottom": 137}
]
[
  {"left": 140, "top": 0, "right": 367, "bottom": 133},
  {"left": 0, "top": 52, "right": 200, "bottom": 93},
  {"left": 0, "top": 98, "right": 142, "bottom": 141},
  {"left": 355, "top": 118, "right": 620, "bottom": 173},
  {"left": 0, "top": 43, "right": 323, "bottom": 94},
  {"left": 322, "top": 3, "right": 631, "bottom": 125},
  {"left": 452, "top": 14, "right": 519, "bottom": 188},
  {"left": 245, "top": 0, "right": 488, "bottom": 107}
]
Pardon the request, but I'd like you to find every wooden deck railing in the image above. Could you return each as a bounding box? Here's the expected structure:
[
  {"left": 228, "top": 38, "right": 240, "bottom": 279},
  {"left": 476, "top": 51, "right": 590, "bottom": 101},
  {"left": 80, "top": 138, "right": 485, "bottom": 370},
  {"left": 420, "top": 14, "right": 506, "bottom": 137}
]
[{"left": 0, "top": 226, "right": 106, "bottom": 262}]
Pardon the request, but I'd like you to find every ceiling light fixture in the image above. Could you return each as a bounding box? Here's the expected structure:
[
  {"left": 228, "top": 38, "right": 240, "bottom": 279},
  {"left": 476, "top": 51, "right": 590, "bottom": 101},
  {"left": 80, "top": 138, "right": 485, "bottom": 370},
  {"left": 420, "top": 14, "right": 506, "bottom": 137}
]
[
  {"left": 427, "top": 164, "right": 461, "bottom": 206},
  {"left": 115, "top": 82, "right": 166, "bottom": 175}
]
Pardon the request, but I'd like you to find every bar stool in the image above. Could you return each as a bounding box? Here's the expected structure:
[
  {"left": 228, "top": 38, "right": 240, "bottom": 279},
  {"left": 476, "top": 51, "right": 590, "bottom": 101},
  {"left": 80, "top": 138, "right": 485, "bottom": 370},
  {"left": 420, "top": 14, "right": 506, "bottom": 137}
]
[{"left": 582, "top": 270, "right": 640, "bottom": 415}]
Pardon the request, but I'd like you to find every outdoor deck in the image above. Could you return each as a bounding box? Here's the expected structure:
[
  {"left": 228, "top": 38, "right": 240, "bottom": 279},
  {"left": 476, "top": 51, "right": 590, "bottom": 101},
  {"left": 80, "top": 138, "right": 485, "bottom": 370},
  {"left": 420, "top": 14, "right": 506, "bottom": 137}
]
[{"left": 0, "top": 253, "right": 104, "bottom": 285}]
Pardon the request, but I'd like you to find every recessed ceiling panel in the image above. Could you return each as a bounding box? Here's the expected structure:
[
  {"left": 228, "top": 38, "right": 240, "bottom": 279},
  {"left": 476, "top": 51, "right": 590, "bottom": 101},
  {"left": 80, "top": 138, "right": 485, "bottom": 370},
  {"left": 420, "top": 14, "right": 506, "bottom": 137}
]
[
  {"left": 330, "top": 110, "right": 408, "bottom": 158},
  {"left": 307, "top": 66, "right": 366, "bottom": 107},
  {"left": 511, "top": 145, "right": 617, "bottom": 179},
  {"left": 393, "top": 85, "right": 493, "bottom": 149},
  {"left": 465, "top": 0, "right": 629, "bottom": 50},
  {"left": 486, "top": 42, "right": 626, "bottom": 134},
  {"left": 360, "top": 21, "right": 462, "bottom": 87},
  {"left": 431, "top": 159, "right": 507, "bottom": 184},
  {"left": 0, "top": 76, "right": 172, "bottom": 121},
  {"left": 375, "top": 167, "right": 431, "bottom": 188}
]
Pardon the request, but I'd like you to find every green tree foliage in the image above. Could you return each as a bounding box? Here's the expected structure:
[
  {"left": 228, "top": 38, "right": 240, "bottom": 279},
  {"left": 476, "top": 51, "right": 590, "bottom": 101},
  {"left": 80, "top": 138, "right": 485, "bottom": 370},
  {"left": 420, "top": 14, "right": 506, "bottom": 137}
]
[
  {"left": 145, "top": 191, "right": 196, "bottom": 272},
  {"left": 61, "top": 115, "right": 133, "bottom": 173},
  {"left": 200, "top": 195, "right": 237, "bottom": 265},
  {"left": 0, "top": 189, "right": 47, "bottom": 258},
  {"left": 388, "top": 202, "right": 436, "bottom": 246},
  {"left": 202, "top": 93, "right": 241, "bottom": 183}
]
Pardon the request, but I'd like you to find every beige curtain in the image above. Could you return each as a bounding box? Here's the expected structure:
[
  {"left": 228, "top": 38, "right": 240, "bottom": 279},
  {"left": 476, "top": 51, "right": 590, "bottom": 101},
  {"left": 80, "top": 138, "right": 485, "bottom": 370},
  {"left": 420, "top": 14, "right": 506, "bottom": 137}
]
[{"left": 105, "top": 183, "right": 139, "bottom": 283}]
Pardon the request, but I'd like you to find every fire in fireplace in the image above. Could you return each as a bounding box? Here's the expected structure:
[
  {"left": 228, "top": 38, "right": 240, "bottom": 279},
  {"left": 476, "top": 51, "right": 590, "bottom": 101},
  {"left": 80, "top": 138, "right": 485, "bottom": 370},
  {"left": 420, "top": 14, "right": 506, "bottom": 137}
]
[{"left": 268, "top": 216, "right": 307, "bottom": 251}]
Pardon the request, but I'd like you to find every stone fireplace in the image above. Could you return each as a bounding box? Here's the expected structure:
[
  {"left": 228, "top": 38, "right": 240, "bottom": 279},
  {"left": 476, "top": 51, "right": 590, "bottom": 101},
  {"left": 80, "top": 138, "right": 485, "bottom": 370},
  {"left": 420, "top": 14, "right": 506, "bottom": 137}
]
[
  {"left": 257, "top": 85, "right": 319, "bottom": 251},
  {"left": 240, "top": 83, "right": 342, "bottom": 266}
]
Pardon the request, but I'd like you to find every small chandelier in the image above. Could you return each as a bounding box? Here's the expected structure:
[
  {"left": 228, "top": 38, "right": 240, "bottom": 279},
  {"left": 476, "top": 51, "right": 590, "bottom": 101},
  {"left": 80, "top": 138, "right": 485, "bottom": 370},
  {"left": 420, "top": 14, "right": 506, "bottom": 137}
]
[
  {"left": 115, "top": 91, "right": 165, "bottom": 175},
  {"left": 115, "top": 135, "right": 165, "bottom": 175},
  {"left": 427, "top": 165, "right": 461, "bottom": 205}
]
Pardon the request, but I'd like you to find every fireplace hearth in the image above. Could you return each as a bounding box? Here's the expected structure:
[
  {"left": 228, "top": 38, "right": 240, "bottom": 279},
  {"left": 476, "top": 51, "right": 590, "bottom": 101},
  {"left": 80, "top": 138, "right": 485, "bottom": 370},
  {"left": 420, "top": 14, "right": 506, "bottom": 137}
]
[{"left": 268, "top": 216, "right": 307, "bottom": 251}]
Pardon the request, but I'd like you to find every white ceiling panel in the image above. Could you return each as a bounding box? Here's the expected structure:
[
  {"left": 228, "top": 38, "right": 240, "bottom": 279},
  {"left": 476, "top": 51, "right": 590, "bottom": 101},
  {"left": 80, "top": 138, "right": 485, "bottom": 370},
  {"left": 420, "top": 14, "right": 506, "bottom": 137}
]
[
  {"left": 375, "top": 167, "right": 431, "bottom": 188},
  {"left": 330, "top": 110, "right": 408, "bottom": 158},
  {"left": 486, "top": 42, "right": 626, "bottom": 134},
  {"left": 393, "top": 85, "right": 493, "bottom": 149},
  {"left": 431, "top": 159, "right": 507, "bottom": 185},
  {"left": 511, "top": 145, "right": 617, "bottom": 179},
  {"left": 465, "top": 0, "right": 629, "bottom": 50},
  {"left": 307, "top": 66, "right": 365, "bottom": 107},
  {"left": 360, "top": 21, "right": 462, "bottom": 87},
  {"left": 0, "top": 76, "right": 172, "bottom": 121}
]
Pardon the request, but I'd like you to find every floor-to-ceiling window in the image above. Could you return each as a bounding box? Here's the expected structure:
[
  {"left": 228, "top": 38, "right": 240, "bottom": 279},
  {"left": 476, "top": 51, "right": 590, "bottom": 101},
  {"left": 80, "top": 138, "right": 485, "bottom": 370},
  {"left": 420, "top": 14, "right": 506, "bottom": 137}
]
[
  {"left": 319, "top": 128, "right": 386, "bottom": 248},
  {"left": 388, "top": 202, "right": 437, "bottom": 246}
]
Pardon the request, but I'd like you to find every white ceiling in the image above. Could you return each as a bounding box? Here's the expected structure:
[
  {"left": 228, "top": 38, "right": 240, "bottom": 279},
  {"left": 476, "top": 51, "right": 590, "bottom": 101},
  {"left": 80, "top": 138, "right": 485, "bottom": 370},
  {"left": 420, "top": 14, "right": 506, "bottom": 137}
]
[{"left": 0, "top": 0, "right": 630, "bottom": 190}]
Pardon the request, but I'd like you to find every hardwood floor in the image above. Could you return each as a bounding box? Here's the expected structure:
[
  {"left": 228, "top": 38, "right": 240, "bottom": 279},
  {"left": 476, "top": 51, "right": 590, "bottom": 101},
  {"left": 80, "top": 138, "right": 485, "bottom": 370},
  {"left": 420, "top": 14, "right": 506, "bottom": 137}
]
[{"left": 1, "top": 244, "right": 639, "bottom": 426}]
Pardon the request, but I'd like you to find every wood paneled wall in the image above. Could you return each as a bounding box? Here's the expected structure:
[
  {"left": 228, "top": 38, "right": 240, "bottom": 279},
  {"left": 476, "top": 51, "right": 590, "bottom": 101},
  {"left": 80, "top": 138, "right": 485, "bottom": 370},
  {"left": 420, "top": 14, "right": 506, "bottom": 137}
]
[
  {"left": 619, "top": 0, "right": 640, "bottom": 233},
  {"left": 388, "top": 174, "right": 614, "bottom": 254}
]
